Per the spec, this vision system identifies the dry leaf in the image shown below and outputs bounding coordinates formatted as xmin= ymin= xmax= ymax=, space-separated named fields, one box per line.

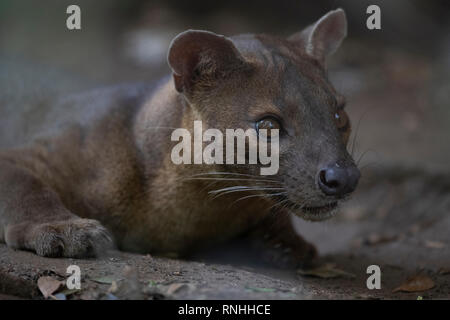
xmin=166 ymin=283 xmax=195 ymax=295
xmin=297 ymin=263 xmax=355 ymax=279
xmin=108 ymin=281 xmax=118 ymax=294
xmin=393 ymin=274 xmax=435 ymax=293
xmin=438 ymin=268 xmax=450 ymax=275
xmin=424 ymin=240 xmax=445 ymax=249
xmin=408 ymin=221 xmax=436 ymax=235
xmin=365 ymin=233 xmax=398 ymax=246
xmin=37 ymin=276 xmax=62 ymax=299
xmin=91 ymin=276 xmax=121 ymax=284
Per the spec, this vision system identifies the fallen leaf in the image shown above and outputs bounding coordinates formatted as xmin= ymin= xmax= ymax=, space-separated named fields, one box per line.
xmin=438 ymin=268 xmax=450 ymax=275
xmin=108 ymin=281 xmax=118 ymax=294
xmin=91 ymin=276 xmax=121 ymax=284
xmin=408 ymin=220 xmax=436 ymax=235
xmin=424 ymin=240 xmax=446 ymax=249
xmin=297 ymin=263 xmax=355 ymax=279
xmin=37 ymin=276 xmax=62 ymax=299
xmin=393 ymin=274 xmax=435 ymax=293
xmin=365 ymin=233 xmax=398 ymax=246
xmin=165 ymin=283 xmax=195 ymax=295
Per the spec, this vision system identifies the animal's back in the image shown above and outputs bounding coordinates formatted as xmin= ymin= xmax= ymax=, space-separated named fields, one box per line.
xmin=0 ymin=58 xmax=150 ymax=149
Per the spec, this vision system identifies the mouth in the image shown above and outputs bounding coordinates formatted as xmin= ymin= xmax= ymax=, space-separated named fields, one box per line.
xmin=276 ymin=195 xmax=339 ymax=221
xmin=300 ymin=202 xmax=338 ymax=221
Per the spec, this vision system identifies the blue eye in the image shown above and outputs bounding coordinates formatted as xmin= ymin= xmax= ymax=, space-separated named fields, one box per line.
xmin=256 ymin=117 xmax=281 ymax=138
xmin=256 ymin=118 xmax=280 ymax=130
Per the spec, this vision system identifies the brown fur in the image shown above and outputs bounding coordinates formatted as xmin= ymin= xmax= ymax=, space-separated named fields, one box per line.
xmin=0 ymin=9 xmax=357 ymax=266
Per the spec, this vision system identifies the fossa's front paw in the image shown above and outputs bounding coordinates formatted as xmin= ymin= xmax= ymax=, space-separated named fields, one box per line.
xmin=6 ymin=218 xmax=113 ymax=258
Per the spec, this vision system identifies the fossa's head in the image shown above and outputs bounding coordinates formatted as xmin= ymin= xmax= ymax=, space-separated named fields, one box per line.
xmin=167 ymin=9 xmax=360 ymax=221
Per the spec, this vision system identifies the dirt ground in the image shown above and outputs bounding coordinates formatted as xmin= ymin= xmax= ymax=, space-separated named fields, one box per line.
xmin=1 ymin=166 xmax=449 ymax=300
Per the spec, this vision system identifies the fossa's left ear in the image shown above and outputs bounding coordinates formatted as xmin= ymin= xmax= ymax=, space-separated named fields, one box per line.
xmin=288 ymin=8 xmax=347 ymax=66
xmin=167 ymin=30 xmax=248 ymax=95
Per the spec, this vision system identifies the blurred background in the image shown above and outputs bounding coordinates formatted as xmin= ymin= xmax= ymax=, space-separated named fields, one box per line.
xmin=1 ymin=0 xmax=449 ymax=169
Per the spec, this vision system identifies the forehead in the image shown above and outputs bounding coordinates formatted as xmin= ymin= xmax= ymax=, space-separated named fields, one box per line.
xmin=231 ymin=34 xmax=338 ymax=107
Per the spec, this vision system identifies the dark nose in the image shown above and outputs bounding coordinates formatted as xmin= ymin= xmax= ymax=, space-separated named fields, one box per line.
xmin=318 ymin=163 xmax=361 ymax=197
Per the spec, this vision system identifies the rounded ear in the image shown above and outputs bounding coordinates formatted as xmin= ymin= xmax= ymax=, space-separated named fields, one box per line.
xmin=288 ymin=9 xmax=347 ymax=65
xmin=167 ymin=30 xmax=247 ymax=94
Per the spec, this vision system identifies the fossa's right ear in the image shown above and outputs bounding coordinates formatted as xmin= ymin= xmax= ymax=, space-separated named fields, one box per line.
xmin=167 ymin=30 xmax=248 ymax=95
xmin=289 ymin=9 xmax=347 ymax=67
